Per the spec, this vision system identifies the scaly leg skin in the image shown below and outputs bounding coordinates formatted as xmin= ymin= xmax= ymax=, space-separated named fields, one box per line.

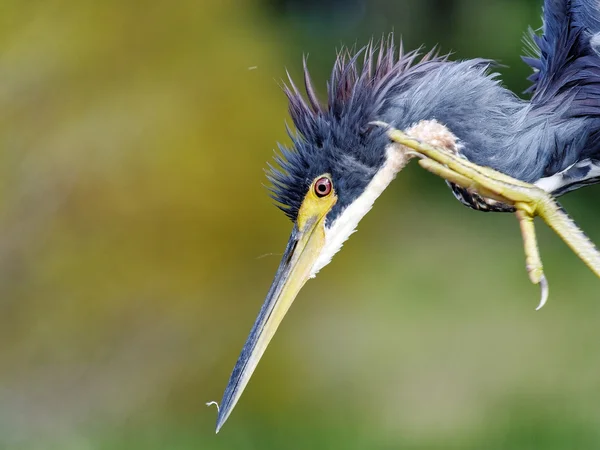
xmin=398 ymin=131 xmax=600 ymax=278
xmin=384 ymin=126 xmax=600 ymax=309
xmin=515 ymin=207 xmax=548 ymax=310
xmin=417 ymin=156 xmax=549 ymax=309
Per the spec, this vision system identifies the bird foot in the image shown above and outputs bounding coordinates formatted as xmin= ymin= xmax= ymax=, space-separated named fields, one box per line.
xmin=375 ymin=122 xmax=600 ymax=308
xmin=516 ymin=208 xmax=549 ymax=310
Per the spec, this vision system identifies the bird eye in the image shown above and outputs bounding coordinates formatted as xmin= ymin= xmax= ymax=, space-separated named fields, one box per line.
xmin=314 ymin=177 xmax=332 ymax=197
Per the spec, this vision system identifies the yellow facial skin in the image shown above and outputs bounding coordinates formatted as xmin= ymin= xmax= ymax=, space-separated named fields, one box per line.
xmin=215 ymin=175 xmax=337 ymax=432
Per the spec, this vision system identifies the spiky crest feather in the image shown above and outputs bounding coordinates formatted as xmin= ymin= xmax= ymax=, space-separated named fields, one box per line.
xmin=268 ymin=36 xmax=447 ymax=220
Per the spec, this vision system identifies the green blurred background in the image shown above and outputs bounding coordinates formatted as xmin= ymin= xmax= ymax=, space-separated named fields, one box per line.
xmin=1 ymin=0 xmax=599 ymax=448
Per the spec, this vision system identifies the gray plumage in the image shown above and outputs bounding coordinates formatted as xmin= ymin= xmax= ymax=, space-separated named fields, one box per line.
xmin=269 ymin=0 xmax=600 ymax=221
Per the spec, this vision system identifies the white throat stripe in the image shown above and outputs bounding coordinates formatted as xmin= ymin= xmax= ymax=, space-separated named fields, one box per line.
xmin=310 ymin=145 xmax=408 ymax=277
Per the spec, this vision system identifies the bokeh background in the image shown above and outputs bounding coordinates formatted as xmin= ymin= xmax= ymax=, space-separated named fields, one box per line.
xmin=1 ymin=0 xmax=599 ymax=448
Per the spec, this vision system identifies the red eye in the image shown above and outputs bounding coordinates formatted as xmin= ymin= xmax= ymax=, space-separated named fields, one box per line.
xmin=314 ymin=177 xmax=332 ymax=197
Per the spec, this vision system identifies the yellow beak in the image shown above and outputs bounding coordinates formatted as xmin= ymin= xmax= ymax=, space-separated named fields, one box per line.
xmin=215 ymin=208 xmax=329 ymax=432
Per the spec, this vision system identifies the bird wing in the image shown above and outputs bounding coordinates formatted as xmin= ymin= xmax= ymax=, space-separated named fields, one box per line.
xmin=522 ymin=0 xmax=600 ymax=118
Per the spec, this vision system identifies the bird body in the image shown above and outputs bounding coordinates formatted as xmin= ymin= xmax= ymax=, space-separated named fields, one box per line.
xmin=215 ymin=0 xmax=600 ymax=432
xmin=278 ymin=0 xmax=600 ymax=214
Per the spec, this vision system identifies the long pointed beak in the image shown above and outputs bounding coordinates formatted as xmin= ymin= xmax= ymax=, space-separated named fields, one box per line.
xmin=215 ymin=213 xmax=327 ymax=432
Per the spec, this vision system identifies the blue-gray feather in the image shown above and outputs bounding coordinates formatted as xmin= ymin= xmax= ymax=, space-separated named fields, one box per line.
xmin=269 ymin=41 xmax=446 ymax=221
xmin=269 ymin=0 xmax=600 ymax=220
xmin=520 ymin=0 xmax=600 ymax=179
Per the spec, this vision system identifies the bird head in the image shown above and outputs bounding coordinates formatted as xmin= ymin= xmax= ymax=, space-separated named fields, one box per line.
xmin=215 ymin=38 xmax=444 ymax=431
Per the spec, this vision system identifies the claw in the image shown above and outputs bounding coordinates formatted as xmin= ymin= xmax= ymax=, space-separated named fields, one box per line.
xmin=535 ymin=275 xmax=549 ymax=310
xmin=381 ymin=122 xmax=600 ymax=306
xmin=369 ymin=120 xmax=391 ymax=129
xmin=406 ymin=150 xmax=424 ymax=159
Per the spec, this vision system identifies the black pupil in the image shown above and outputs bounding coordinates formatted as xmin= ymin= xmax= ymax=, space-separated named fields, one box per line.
xmin=316 ymin=179 xmax=330 ymax=196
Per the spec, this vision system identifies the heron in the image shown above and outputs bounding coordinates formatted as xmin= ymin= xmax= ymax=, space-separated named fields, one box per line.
xmin=214 ymin=0 xmax=600 ymax=432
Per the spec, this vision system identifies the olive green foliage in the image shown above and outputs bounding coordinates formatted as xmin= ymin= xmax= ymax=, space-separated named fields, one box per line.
xmin=0 ymin=0 xmax=599 ymax=448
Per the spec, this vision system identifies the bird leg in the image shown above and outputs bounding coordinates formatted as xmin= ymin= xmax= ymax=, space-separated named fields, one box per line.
xmin=411 ymin=154 xmax=549 ymax=308
xmin=380 ymin=124 xmax=600 ymax=308
xmin=515 ymin=207 xmax=548 ymax=310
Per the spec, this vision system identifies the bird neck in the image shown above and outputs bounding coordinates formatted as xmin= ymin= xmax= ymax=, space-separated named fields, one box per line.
xmin=311 ymin=144 xmax=409 ymax=276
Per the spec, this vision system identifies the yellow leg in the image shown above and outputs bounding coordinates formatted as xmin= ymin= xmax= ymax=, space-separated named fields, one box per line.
xmin=417 ymin=158 xmax=509 ymax=204
xmin=384 ymin=126 xmax=534 ymax=189
xmin=418 ymin=156 xmax=549 ymax=307
xmin=537 ymin=198 xmax=600 ymax=278
xmin=377 ymin=123 xmax=600 ymax=308
xmin=515 ymin=207 xmax=548 ymax=310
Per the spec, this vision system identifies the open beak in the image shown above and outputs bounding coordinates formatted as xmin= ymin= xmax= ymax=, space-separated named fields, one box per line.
xmin=215 ymin=211 xmax=328 ymax=432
